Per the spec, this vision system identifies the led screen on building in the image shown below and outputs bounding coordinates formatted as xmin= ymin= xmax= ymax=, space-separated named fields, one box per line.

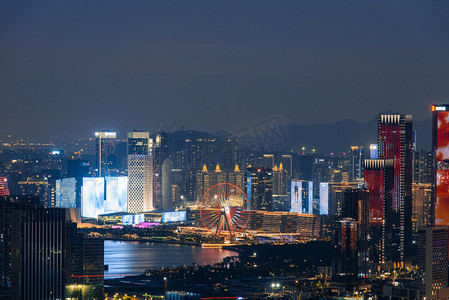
xmin=55 ymin=178 xmax=76 ymax=208
xmin=122 ymin=214 xmax=144 ymax=225
xmin=290 ymin=180 xmax=302 ymax=213
xmin=162 ymin=211 xmax=187 ymax=223
xmin=105 ymin=176 xmax=128 ymax=213
xmin=319 ymin=183 xmax=329 ymax=215
xmin=435 ymin=108 xmax=449 ymax=225
xmin=82 ymin=177 xmax=105 ymax=218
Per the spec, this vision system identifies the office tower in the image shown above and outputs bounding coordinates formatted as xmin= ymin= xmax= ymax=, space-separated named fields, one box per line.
xmin=196 ymin=164 xmax=244 ymax=202
xmin=227 ymin=164 xmax=245 ymax=190
xmin=349 ymin=146 xmax=364 ymax=181
xmin=17 ymin=176 xmax=48 ymax=206
xmin=95 ymin=131 xmax=117 ymax=177
xmin=162 ymin=158 xmax=173 ymax=210
xmin=127 ymin=131 xmax=153 ymax=213
xmin=319 ymin=182 xmax=329 ymax=215
xmin=414 ymin=150 xmax=433 ymax=184
xmin=378 ymin=114 xmax=413 ymax=263
xmin=281 ymin=155 xmax=293 ymax=177
xmin=418 ymin=226 xmax=449 ymax=300
xmin=153 ymin=132 xmax=169 ymax=209
xmin=246 ymin=167 xmax=273 ymax=211
xmin=295 ymin=154 xmax=313 ymax=181
xmin=223 ymin=138 xmax=240 ymax=171
xmin=412 ymin=183 xmax=432 ymax=230
xmin=364 ymin=159 xmax=394 ymax=264
xmin=432 ymin=105 xmax=449 ymax=226
xmin=127 ymin=131 xmax=151 ymax=155
xmin=290 ymin=179 xmax=313 ymax=214
xmin=66 ymin=231 xmax=104 ymax=300
xmin=327 ymin=182 xmax=359 ymax=216
xmin=342 ymin=188 xmax=369 ymax=278
xmin=332 ymin=218 xmax=358 ymax=286
xmin=273 ymin=164 xmax=289 ymax=196
xmin=172 ymin=185 xmax=181 ymax=208
xmin=0 ymin=196 xmax=66 ymax=299
xmin=312 ymin=156 xmax=332 ymax=196
xmin=0 ymin=177 xmax=9 ymax=195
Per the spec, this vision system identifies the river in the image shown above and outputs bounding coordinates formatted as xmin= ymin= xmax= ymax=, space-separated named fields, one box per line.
xmin=104 ymin=240 xmax=238 ymax=278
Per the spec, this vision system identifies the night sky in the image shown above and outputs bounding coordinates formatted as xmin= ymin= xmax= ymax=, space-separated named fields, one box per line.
xmin=1 ymin=1 xmax=449 ymax=138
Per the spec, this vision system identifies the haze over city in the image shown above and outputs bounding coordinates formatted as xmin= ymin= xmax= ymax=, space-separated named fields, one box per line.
xmin=1 ymin=1 xmax=449 ymax=138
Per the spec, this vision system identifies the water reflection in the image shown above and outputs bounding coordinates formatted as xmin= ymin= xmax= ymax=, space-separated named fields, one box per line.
xmin=104 ymin=241 xmax=237 ymax=278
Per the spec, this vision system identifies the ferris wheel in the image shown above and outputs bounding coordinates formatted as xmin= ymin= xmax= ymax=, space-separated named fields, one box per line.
xmin=200 ymin=183 xmax=251 ymax=240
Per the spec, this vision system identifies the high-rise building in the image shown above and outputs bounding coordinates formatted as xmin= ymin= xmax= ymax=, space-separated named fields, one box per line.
xmin=127 ymin=131 xmax=151 ymax=155
xmin=127 ymin=131 xmax=153 ymax=213
xmin=414 ymin=150 xmax=433 ymax=184
xmin=223 ymin=138 xmax=240 ymax=171
xmin=196 ymin=164 xmax=244 ymax=202
xmin=418 ymin=226 xmax=449 ymax=300
xmin=412 ymin=183 xmax=432 ymax=231
xmin=0 ymin=196 xmax=68 ymax=299
xmin=349 ymin=146 xmax=364 ymax=182
xmin=281 ymin=155 xmax=293 ymax=177
xmin=153 ymin=132 xmax=169 ymax=209
xmin=95 ymin=131 xmax=117 ymax=177
xmin=432 ymin=105 xmax=449 ymax=226
xmin=272 ymin=164 xmax=289 ymax=197
xmin=128 ymin=155 xmax=153 ymax=213
xmin=319 ymin=182 xmax=329 ymax=215
xmin=0 ymin=178 xmax=9 ymax=196
xmin=341 ymin=188 xmax=369 ymax=278
xmin=378 ymin=114 xmax=413 ymax=263
xmin=290 ymin=179 xmax=313 ymax=214
xmin=246 ymin=167 xmax=273 ymax=211
xmin=162 ymin=158 xmax=173 ymax=210
xmin=364 ymin=159 xmax=394 ymax=264
xmin=327 ymin=182 xmax=359 ymax=217
xmin=332 ymin=218 xmax=358 ymax=286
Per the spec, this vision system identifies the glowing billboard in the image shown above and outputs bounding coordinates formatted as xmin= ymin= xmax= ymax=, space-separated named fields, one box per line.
xmin=55 ymin=178 xmax=76 ymax=208
xmin=319 ymin=183 xmax=329 ymax=215
xmin=162 ymin=211 xmax=187 ymax=223
xmin=122 ymin=214 xmax=144 ymax=225
xmin=290 ymin=180 xmax=313 ymax=214
xmin=435 ymin=108 xmax=449 ymax=225
xmin=82 ymin=177 xmax=105 ymax=218
xmin=105 ymin=176 xmax=128 ymax=213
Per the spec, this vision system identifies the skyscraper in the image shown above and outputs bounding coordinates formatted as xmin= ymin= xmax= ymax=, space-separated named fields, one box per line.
xmin=127 ymin=132 xmax=153 ymax=213
xmin=364 ymin=159 xmax=394 ymax=264
xmin=95 ymin=131 xmax=117 ymax=177
xmin=341 ymin=188 xmax=369 ymax=278
xmin=153 ymin=132 xmax=169 ymax=209
xmin=431 ymin=105 xmax=449 ymax=226
xmin=246 ymin=167 xmax=273 ymax=211
xmin=162 ymin=158 xmax=173 ymax=210
xmin=290 ymin=179 xmax=313 ymax=214
xmin=377 ymin=114 xmax=413 ymax=263
xmin=418 ymin=226 xmax=449 ymax=300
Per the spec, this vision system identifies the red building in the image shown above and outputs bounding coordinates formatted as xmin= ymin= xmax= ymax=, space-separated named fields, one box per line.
xmin=432 ymin=105 xmax=449 ymax=226
xmin=0 ymin=177 xmax=9 ymax=196
xmin=377 ymin=114 xmax=413 ymax=264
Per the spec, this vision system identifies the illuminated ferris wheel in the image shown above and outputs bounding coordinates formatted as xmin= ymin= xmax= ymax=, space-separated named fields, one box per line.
xmin=200 ymin=183 xmax=251 ymax=240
